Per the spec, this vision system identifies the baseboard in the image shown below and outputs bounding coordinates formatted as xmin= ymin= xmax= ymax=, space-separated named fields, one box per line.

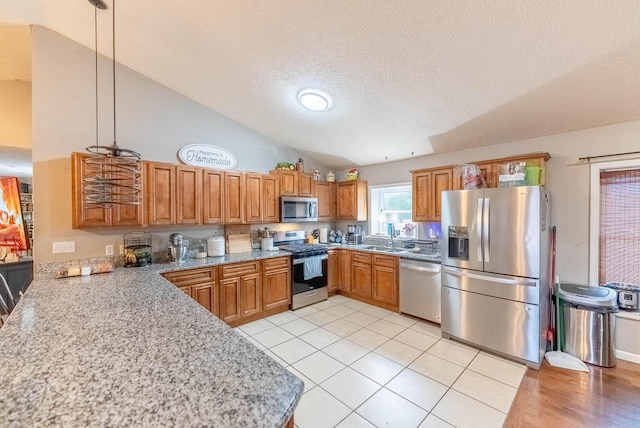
xmin=615 ymin=349 xmax=640 ymax=364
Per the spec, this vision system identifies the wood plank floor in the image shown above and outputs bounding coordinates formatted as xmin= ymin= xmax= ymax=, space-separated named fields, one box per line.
xmin=505 ymin=358 xmax=640 ymax=427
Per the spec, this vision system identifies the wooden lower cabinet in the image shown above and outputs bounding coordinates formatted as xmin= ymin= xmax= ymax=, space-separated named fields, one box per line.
xmin=327 ymin=250 xmax=339 ymax=292
xmin=335 ymin=250 xmax=399 ymax=311
xmin=350 ymin=251 xmax=372 ymax=299
xmin=338 ymin=249 xmax=351 ymax=293
xmin=372 ymin=255 xmax=398 ymax=305
xmin=162 ymin=267 xmax=217 ymax=316
xmin=219 ymin=277 xmax=242 ymax=323
xmin=263 ymin=257 xmax=291 ymax=311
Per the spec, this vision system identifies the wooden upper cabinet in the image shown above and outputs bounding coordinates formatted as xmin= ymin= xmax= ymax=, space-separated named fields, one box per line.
xmin=245 ymin=173 xmax=264 ymax=223
xmin=263 ymin=174 xmax=280 ymax=223
xmin=224 ymin=171 xmax=245 ymax=224
xmin=203 ymin=169 xmax=225 ymax=224
xmin=315 ymin=181 xmax=335 ymax=221
xmin=412 ymin=167 xmax=453 ymax=222
xmin=146 ymin=161 xmax=176 ymax=226
xmin=298 ymin=173 xmax=315 ymax=197
xmin=337 ymin=180 xmax=368 ymax=221
xmin=71 ymin=152 xmax=112 ymax=228
xmin=271 ymin=169 xmax=298 ymax=196
xmin=432 ymin=168 xmax=453 ymax=222
xmin=412 ymin=170 xmax=432 ymax=223
xmin=176 ymin=165 xmax=202 ymax=225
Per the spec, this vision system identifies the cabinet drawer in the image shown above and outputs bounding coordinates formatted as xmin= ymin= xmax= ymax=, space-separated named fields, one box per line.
xmin=220 ymin=261 xmax=260 ymax=279
xmin=263 ymin=256 xmax=291 ymax=272
xmin=373 ymin=254 xmax=398 ymax=268
xmin=162 ymin=267 xmax=215 ymax=286
xmin=351 ymin=251 xmax=372 ymax=264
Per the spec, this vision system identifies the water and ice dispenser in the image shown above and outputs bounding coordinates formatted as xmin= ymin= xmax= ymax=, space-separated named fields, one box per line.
xmin=447 ymin=226 xmax=469 ymax=260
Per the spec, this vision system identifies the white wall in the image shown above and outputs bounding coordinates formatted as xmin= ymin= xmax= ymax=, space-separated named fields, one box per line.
xmin=0 ymin=80 xmax=31 ymax=149
xmin=338 ymin=120 xmax=640 ymax=285
xmin=31 ymin=26 xmax=327 ymax=265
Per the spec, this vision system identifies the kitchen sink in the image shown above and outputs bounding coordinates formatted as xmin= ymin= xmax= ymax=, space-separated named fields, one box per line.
xmin=361 ymin=245 xmax=406 ymax=253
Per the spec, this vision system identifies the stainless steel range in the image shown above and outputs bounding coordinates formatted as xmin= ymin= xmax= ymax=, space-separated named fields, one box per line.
xmin=274 ymin=230 xmax=328 ymax=310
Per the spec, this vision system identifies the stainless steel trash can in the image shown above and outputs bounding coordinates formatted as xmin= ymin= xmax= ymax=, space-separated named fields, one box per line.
xmin=559 ymin=283 xmax=618 ymax=367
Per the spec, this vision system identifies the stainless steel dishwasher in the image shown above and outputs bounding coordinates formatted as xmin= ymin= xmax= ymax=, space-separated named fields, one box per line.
xmin=399 ymin=259 xmax=442 ymax=323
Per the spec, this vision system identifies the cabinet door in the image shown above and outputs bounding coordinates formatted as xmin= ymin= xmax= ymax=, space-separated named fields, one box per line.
xmin=71 ymin=153 xmax=112 ymax=228
xmin=298 ymin=173 xmax=315 ymax=197
xmin=224 ymin=171 xmax=245 ymax=223
xmin=373 ymin=265 xmax=398 ymax=305
xmin=193 ymin=283 xmax=216 ymax=314
xmin=263 ymin=268 xmax=290 ymax=310
xmin=146 ymin=162 xmax=176 ymax=225
xmin=432 ymin=168 xmax=453 ymax=222
xmin=203 ymin=169 xmax=225 ymax=224
xmin=219 ymin=277 xmax=242 ymax=323
xmin=351 ymin=263 xmax=372 ymax=298
xmin=112 ymin=201 xmax=144 ymax=227
xmin=245 ymin=173 xmax=264 ymax=223
xmin=263 ymin=174 xmax=280 ymax=223
xmin=328 ymin=250 xmax=339 ymax=292
xmin=316 ymin=181 xmax=335 ymax=221
xmin=338 ymin=250 xmax=351 ymax=292
xmin=412 ymin=171 xmax=432 ymax=222
xmin=176 ymin=166 xmax=202 ymax=225
xmin=277 ymin=170 xmax=298 ymax=196
xmin=241 ymin=273 xmax=262 ymax=317
xmin=337 ymin=181 xmax=367 ymax=221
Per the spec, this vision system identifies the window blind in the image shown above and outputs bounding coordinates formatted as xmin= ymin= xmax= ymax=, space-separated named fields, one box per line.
xmin=598 ymin=168 xmax=640 ymax=284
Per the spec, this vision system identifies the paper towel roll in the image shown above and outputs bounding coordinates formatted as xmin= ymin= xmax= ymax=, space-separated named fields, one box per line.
xmin=320 ymin=227 xmax=328 ymax=244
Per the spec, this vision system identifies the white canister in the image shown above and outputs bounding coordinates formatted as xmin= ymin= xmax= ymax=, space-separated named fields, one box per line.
xmin=261 ymin=237 xmax=274 ymax=251
xmin=319 ymin=227 xmax=328 ymax=244
xmin=207 ymin=236 xmax=225 ymax=257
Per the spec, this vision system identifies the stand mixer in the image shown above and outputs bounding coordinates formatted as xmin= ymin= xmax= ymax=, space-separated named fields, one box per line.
xmin=168 ymin=233 xmax=188 ymax=262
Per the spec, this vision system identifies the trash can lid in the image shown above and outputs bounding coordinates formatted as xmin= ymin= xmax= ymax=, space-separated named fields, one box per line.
xmin=559 ymin=283 xmax=618 ymax=308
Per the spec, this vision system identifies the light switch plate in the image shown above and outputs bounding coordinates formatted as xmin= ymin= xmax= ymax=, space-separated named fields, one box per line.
xmin=105 ymin=244 xmax=114 ymax=256
xmin=52 ymin=241 xmax=75 ymax=254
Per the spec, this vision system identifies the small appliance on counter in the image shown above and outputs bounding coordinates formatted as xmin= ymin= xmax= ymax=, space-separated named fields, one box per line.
xmin=604 ymin=282 xmax=640 ymax=311
xmin=168 ymin=233 xmax=188 ymax=263
xmin=345 ymin=225 xmax=363 ymax=245
xmin=123 ymin=232 xmax=152 ymax=267
xmin=207 ymin=236 xmax=225 ymax=257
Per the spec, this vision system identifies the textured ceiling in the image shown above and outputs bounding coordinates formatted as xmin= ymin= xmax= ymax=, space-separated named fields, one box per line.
xmin=3 ymin=1 xmax=640 ymax=168
xmin=0 ymin=25 xmax=31 ymax=81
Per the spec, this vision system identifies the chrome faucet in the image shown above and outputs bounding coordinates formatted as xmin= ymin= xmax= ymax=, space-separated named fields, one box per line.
xmin=390 ymin=224 xmax=396 ymax=247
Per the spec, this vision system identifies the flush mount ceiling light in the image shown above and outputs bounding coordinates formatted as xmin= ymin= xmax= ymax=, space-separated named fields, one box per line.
xmin=297 ymin=89 xmax=332 ymax=111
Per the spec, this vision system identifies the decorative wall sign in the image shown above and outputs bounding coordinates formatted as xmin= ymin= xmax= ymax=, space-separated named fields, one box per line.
xmin=178 ymin=144 xmax=237 ymax=170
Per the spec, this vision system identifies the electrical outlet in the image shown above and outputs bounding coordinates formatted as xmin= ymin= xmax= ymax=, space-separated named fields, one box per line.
xmin=52 ymin=241 xmax=75 ymax=254
xmin=105 ymin=244 xmax=114 ymax=256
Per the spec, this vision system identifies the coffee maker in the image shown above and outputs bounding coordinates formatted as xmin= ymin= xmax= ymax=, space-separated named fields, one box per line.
xmin=345 ymin=225 xmax=363 ymax=245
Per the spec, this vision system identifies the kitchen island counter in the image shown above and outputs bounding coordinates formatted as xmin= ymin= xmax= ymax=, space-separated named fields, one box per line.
xmin=0 ymin=253 xmax=302 ymax=427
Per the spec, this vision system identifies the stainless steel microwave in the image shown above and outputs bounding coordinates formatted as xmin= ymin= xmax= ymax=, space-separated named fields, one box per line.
xmin=280 ymin=196 xmax=318 ymax=223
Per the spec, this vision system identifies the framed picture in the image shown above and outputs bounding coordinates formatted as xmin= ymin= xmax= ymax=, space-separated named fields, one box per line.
xmin=0 ymin=177 xmax=30 ymax=252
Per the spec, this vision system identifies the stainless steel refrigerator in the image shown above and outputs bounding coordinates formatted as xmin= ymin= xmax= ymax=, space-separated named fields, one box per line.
xmin=440 ymin=186 xmax=550 ymax=369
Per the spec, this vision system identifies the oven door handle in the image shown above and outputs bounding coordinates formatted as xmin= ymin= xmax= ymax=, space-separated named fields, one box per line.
xmin=292 ymin=254 xmax=328 ymax=265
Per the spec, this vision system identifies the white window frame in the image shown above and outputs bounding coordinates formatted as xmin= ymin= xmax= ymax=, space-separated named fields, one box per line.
xmin=588 ymin=159 xmax=640 ymax=284
xmin=369 ymin=183 xmax=414 ymax=238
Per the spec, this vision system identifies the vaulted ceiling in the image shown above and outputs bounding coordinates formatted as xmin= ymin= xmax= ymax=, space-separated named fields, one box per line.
xmin=2 ymin=1 xmax=640 ymax=168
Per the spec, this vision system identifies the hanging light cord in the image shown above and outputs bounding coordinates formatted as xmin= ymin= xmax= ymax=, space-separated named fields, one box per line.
xmin=94 ymin=5 xmax=99 ymax=147
xmin=112 ymin=0 xmax=117 ymax=146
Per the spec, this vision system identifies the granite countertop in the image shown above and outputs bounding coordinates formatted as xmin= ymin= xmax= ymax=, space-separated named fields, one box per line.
xmin=0 ymin=249 xmax=303 ymax=427
xmin=327 ymin=243 xmax=441 ymax=264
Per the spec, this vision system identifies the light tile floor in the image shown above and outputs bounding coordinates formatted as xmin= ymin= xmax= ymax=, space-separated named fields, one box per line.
xmin=235 ymin=296 xmax=527 ymax=428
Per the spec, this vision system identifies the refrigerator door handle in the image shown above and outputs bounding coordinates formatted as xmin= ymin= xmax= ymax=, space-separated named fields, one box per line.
xmin=477 ymin=198 xmax=483 ymax=262
xmin=484 ymin=197 xmax=490 ymax=263
xmin=442 ymin=266 xmax=538 ymax=287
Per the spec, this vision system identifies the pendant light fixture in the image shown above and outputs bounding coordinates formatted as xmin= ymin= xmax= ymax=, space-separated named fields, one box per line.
xmin=83 ymin=0 xmax=142 ymax=207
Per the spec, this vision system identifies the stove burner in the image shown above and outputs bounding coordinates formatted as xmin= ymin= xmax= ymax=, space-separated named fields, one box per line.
xmin=278 ymin=243 xmax=328 ymax=259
